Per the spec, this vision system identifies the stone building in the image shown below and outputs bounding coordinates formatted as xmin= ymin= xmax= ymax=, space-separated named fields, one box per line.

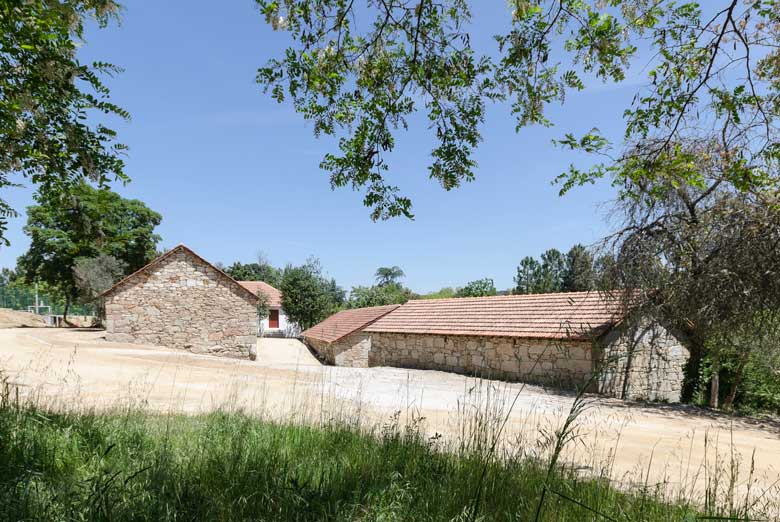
xmin=303 ymin=292 xmax=689 ymax=402
xmin=301 ymin=304 xmax=400 ymax=366
xmin=101 ymin=245 xmax=261 ymax=359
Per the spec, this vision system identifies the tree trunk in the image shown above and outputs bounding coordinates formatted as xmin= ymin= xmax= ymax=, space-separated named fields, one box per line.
xmin=681 ymin=336 xmax=705 ymax=403
xmin=709 ymin=358 xmax=720 ymax=409
xmin=723 ymin=354 xmax=749 ymax=411
xmin=62 ymin=298 xmax=70 ymax=327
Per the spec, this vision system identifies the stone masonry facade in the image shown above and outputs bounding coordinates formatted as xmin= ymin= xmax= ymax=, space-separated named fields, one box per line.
xmin=307 ymin=332 xmax=373 ymax=368
xmin=310 ymin=326 xmax=688 ymax=402
xmin=368 ymin=333 xmax=594 ymax=388
xmin=104 ymin=248 xmax=258 ymax=359
xmin=597 ymin=323 xmax=689 ymax=402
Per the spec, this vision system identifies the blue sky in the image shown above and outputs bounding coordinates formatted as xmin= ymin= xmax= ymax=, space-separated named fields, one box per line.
xmin=0 ymin=1 xmax=641 ymax=293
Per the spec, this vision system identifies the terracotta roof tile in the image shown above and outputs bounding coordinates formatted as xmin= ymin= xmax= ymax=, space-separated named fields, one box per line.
xmin=238 ymin=281 xmax=282 ymax=308
xmin=364 ymin=291 xmax=634 ymax=340
xmin=301 ymin=304 xmax=401 ymax=344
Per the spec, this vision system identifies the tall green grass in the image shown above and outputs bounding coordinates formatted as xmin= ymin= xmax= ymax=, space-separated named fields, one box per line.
xmin=0 ymin=394 xmax=765 ymax=522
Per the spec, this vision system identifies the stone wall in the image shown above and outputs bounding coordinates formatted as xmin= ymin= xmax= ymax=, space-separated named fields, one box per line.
xmin=104 ymin=249 xmax=258 ymax=358
xmin=368 ymin=332 xmax=595 ymax=388
xmin=367 ymin=325 xmax=687 ymax=402
xmin=597 ymin=323 xmax=689 ymax=402
xmin=306 ymin=333 xmax=372 ymax=368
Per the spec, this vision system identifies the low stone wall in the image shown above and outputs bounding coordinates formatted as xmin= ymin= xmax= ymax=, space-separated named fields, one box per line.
xmin=597 ymin=324 xmax=689 ymax=402
xmin=305 ymin=322 xmax=689 ymax=402
xmin=305 ymin=333 xmax=372 ymax=367
xmin=105 ymin=249 xmax=258 ymax=358
xmin=367 ymin=327 xmax=688 ymax=402
xmin=368 ymin=332 xmax=594 ymax=389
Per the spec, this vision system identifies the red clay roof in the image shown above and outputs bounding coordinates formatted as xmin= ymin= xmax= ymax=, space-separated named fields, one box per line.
xmin=238 ymin=281 xmax=282 ymax=308
xmin=301 ymin=304 xmax=401 ymax=344
xmin=98 ymin=244 xmax=260 ymax=304
xmin=364 ymin=291 xmax=633 ymax=340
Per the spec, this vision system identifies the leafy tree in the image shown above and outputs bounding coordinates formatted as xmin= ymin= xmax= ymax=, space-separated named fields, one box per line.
xmin=375 ymin=266 xmax=405 ymax=286
xmin=256 ymin=1 xmax=780 ymax=219
xmin=279 ymin=258 xmax=344 ymax=330
xmin=593 ymin=254 xmax=618 ymax=291
xmin=1 ymin=0 xmax=129 ymax=245
xmin=17 ymin=183 xmax=162 ymax=321
xmin=562 ymin=244 xmax=595 ymax=292
xmin=325 ymin=277 xmax=347 ymax=308
xmin=605 ymin=143 xmax=780 ymax=404
xmin=514 ymin=256 xmax=541 ymax=295
xmin=456 ymin=278 xmax=497 ymax=298
xmin=0 ymin=267 xmax=20 ymax=286
xmin=73 ymin=255 xmax=126 ymax=302
xmin=73 ymin=254 xmax=127 ymax=323
xmin=347 ymin=283 xmax=412 ymax=308
xmin=420 ymin=287 xmax=456 ymax=299
xmin=538 ymin=249 xmax=566 ymax=293
xmin=224 ymin=254 xmax=282 ymax=287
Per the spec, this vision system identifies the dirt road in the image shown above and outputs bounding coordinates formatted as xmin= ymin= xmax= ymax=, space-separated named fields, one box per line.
xmin=1 ymin=327 xmax=778 ymax=506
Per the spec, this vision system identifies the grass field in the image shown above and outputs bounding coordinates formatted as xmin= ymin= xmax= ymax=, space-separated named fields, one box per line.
xmin=1 ymin=379 xmax=774 ymax=522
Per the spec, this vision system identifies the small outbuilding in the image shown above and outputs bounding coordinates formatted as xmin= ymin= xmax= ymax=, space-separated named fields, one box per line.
xmin=101 ymin=245 xmax=261 ymax=359
xmin=301 ymin=304 xmax=400 ymax=367
xmin=303 ymin=292 xmax=689 ymax=402
xmin=237 ymin=281 xmax=295 ymax=337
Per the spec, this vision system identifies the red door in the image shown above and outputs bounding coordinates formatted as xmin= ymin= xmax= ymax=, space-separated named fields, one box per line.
xmin=268 ymin=309 xmax=279 ymax=329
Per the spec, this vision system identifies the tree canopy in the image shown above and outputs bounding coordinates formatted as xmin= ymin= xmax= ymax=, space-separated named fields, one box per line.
xmin=514 ymin=246 xmax=598 ymax=294
xmin=279 ymin=258 xmax=345 ymax=329
xmin=17 ymin=183 xmax=161 ymax=319
xmin=455 ymin=278 xmax=497 ymax=298
xmin=1 ymin=1 xmax=128 ymax=245
xmin=347 ymin=282 xmax=413 ymax=308
xmin=604 ymin=143 xmax=780 ymax=403
xmin=256 ymin=0 xmax=780 ymax=219
xmin=224 ymin=255 xmax=282 ymax=288
xmin=375 ymin=266 xmax=405 ymax=286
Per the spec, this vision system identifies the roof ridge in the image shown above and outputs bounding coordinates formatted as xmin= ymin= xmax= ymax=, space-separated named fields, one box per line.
xmin=406 ymin=290 xmax=626 ymax=304
xmin=99 ymin=244 xmax=260 ymax=303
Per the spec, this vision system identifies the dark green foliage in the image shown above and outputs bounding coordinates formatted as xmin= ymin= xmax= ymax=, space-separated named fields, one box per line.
xmin=73 ymin=254 xmax=127 ymax=302
xmin=0 ymin=0 xmax=129 ymax=244
xmin=562 ymin=244 xmax=595 ymax=292
xmin=538 ymin=249 xmax=566 ymax=293
xmin=513 ymin=249 xmax=566 ymax=294
xmin=456 ymin=278 xmax=497 ymax=298
xmin=256 ymin=1 xmax=780 ymax=218
xmin=0 ymin=403 xmax=716 ymax=522
xmin=347 ymin=283 xmax=413 ymax=308
xmin=375 ymin=266 xmax=405 ymax=287
xmin=17 ymin=183 xmax=162 ymax=318
xmin=514 ymin=256 xmax=541 ymax=295
xmin=223 ymin=259 xmax=282 ymax=288
xmin=0 ymin=267 xmax=19 ymax=286
xmin=280 ymin=258 xmax=345 ymax=330
xmin=515 ymin=246 xmax=599 ymax=295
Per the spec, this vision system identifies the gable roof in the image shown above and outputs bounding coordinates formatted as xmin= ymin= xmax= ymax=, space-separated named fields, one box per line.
xmin=301 ymin=304 xmax=401 ymax=344
xmin=364 ymin=291 xmax=634 ymax=341
xmin=238 ymin=281 xmax=282 ymax=308
xmin=98 ymin=244 xmax=260 ymax=304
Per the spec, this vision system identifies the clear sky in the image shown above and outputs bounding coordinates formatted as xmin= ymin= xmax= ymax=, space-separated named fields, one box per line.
xmin=0 ymin=1 xmax=641 ymax=293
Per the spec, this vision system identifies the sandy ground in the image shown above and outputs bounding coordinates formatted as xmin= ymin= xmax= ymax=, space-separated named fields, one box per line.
xmin=1 ymin=327 xmax=779 ymax=508
xmin=0 ymin=308 xmax=47 ymax=328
